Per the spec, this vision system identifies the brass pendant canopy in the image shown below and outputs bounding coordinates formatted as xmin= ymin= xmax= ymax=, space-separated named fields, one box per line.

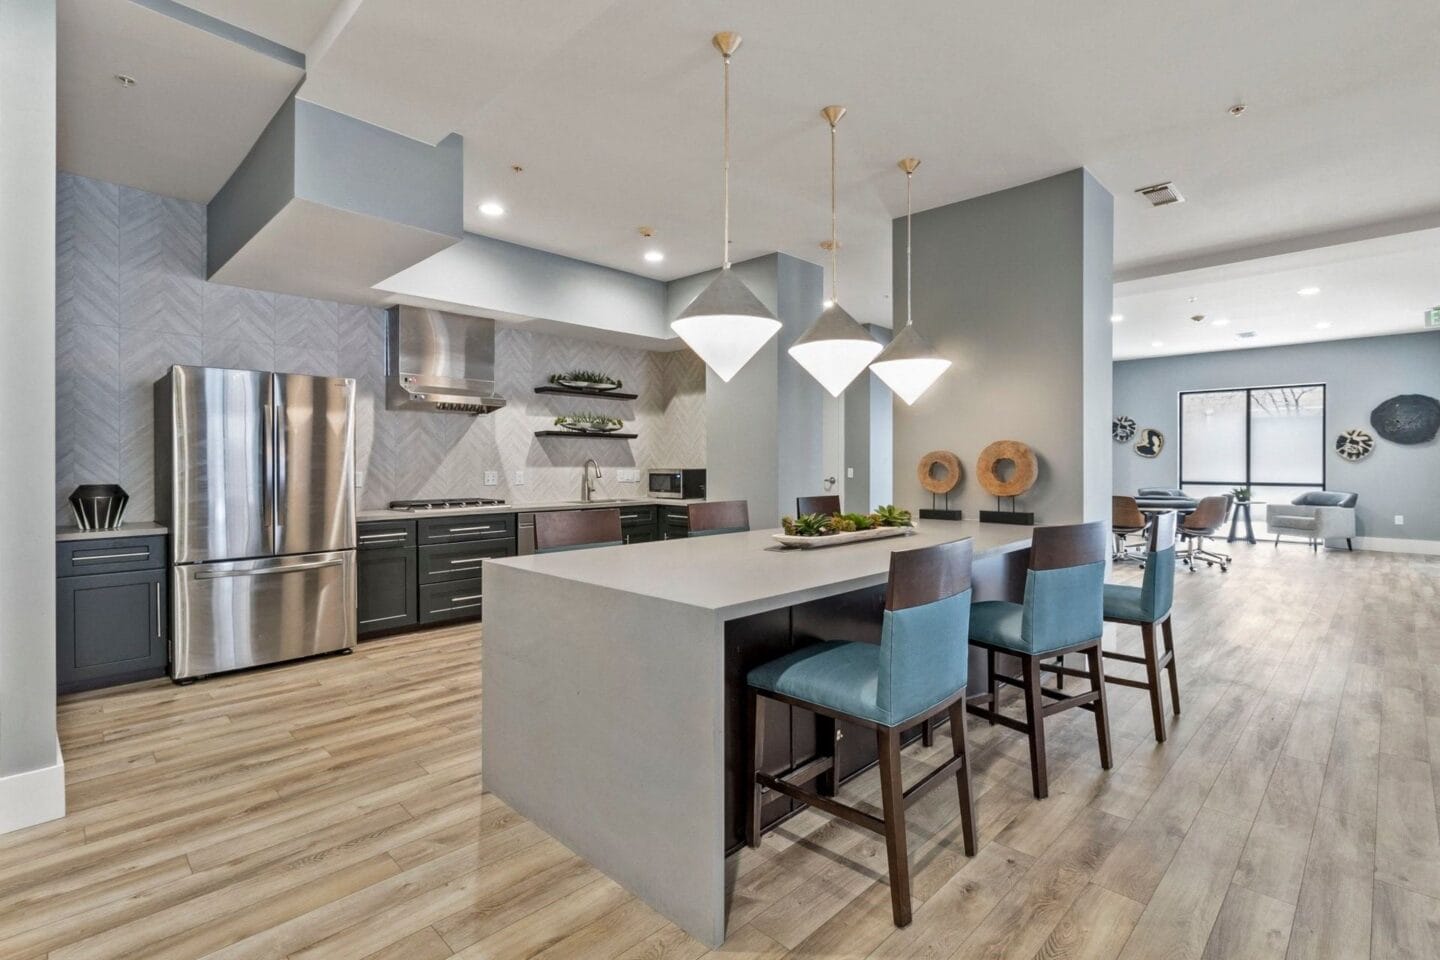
xmin=671 ymin=31 xmax=780 ymax=382
xmin=788 ymin=104 xmax=882 ymax=397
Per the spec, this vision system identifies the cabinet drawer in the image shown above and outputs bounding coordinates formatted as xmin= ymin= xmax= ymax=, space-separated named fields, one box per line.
xmin=619 ymin=506 xmax=656 ymax=527
xmin=417 ymin=513 xmax=516 ymax=545
xmin=419 ymin=578 xmax=484 ymax=625
xmin=418 ymin=540 xmax=513 ymax=584
xmin=357 ymin=520 xmax=416 ymax=551
xmin=661 ymin=506 xmax=690 ymax=525
xmin=57 ymin=536 xmax=166 ymax=578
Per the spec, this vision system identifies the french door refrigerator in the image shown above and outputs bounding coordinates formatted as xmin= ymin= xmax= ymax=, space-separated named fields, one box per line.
xmin=155 ymin=366 xmax=357 ymax=680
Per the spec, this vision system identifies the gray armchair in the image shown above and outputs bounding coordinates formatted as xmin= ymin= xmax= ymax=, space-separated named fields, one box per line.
xmin=1266 ymin=492 xmax=1358 ymax=551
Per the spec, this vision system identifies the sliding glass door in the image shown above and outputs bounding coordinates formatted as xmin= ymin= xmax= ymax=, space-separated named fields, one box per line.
xmin=1179 ymin=384 xmax=1326 ymax=507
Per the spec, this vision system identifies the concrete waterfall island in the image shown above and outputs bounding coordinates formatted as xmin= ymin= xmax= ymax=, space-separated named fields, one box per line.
xmin=481 ymin=519 xmax=1033 ymax=945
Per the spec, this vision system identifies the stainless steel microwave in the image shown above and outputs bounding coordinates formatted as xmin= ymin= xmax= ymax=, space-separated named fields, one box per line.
xmin=647 ymin=468 xmax=705 ymax=500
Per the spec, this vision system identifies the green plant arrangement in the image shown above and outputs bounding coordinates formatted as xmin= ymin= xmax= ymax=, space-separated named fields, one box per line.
xmin=779 ymin=506 xmax=913 ymax=538
xmin=1230 ymin=486 xmax=1252 ymax=503
xmin=553 ymin=413 xmax=625 ymax=433
xmin=550 ymin=370 xmax=623 ymax=390
xmin=781 ymin=513 xmax=832 ymax=537
xmin=871 ymin=504 xmax=913 ymax=527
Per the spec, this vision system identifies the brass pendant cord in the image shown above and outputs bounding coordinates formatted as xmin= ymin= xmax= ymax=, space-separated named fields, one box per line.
xmin=905 ymin=168 xmax=912 ymax=328
xmin=829 ymin=116 xmax=838 ymax=303
xmin=721 ymin=50 xmax=732 ymax=270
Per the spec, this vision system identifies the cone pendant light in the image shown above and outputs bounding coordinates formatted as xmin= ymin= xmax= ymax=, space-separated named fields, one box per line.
xmin=870 ymin=158 xmax=951 ymax=404
xmin=672 ymin=32 xmax=780 ymax=382
xmin=789 ymin=106 xmax=883 ymax=397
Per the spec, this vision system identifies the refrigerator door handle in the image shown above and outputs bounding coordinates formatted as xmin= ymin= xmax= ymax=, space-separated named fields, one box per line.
xmin=193 ymin=558 xmax=345 ymax=580
xmin=263 ymin=394 xmax=278 ymax=555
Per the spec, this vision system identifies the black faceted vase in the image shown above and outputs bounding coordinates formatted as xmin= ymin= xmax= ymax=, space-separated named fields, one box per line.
xmin=69 ymin=484 xmax=130 ymax=531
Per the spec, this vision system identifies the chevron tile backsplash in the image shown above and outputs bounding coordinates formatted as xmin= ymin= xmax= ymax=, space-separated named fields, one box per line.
xmin=55 ymin=173 xmax=705 ymax=524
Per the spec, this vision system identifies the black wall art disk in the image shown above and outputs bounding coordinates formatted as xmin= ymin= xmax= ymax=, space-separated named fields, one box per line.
xmin=1369 ymin=394 xmax=1440 ymax=445
xmin=1134 ymin=428 xmax=1165 ymax=458
xmin=1334 ymin=429 xmax=1375 ymax=462
xmin=1112 ymin=415 xmax=1136 ymax=443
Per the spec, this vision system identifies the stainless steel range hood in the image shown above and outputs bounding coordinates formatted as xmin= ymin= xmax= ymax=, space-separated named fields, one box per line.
xmin=386 ymin=306 xmax=506 ymax=415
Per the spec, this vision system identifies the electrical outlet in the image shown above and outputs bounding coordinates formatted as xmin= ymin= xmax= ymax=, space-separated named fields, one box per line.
xmin=617 ymin=468 xmax=638 ymax=483
xmin=354 ymin=469 xmax=365 ymax=488
xmin=1395 ymin=515 xmax=1404 ymax=525
xmin=513 ymin=470 xmax=525 ymax=486
xmin=484 ymin=471 xmax=498 ymax=486
xmin=846 ymin=467 xmax=854 ymax=479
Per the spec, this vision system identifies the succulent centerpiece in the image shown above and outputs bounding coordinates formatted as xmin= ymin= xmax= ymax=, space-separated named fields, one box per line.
xmin=777 ymin=505 xmax=914 ymax=548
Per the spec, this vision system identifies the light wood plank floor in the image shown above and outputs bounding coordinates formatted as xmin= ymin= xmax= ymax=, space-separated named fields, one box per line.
xmin=3 ymin=543 xmax=1438 ymax=959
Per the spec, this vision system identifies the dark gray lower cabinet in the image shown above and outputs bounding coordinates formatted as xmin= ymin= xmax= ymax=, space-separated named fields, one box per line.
xmin=357 ymin=546 xmax=418 ymax=636
xmin=660 ymin=505 xmax=690 ymax=540
xmin=419 ymin=578 xmax=485 ymax=624
xmin=620 ymin=505 xmax=658 ymax=544
xmin=56 ymin=540 xmax=168 ymax=694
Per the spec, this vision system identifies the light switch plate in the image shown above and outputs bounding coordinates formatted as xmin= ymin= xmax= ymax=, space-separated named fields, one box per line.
xmin=618 ymin=468 xmax=639 ymax=483
xmin=846 ymin=467 xmax=854 ymax=479
xmin=514 ymin=470 xmax=525 ymax=486
xmin=354 ymin=469 xmax=365 ymax=488
xmin=484 ymin=471 xmax=498 ymax=486
xmin=1395 ymin=515 xmax=1404 ymax=525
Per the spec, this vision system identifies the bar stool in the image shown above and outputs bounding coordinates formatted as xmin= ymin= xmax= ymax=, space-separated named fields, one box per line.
xmin=534 ymin=508 xmax=623 ymax=553
xmin=1102 ymin=511 xmax=1181 ymax=742
xmin=687 ymin=499 xmax=749 ymax=536
xmin=966 ymin=521 xmax=1111 ymax=800
xmin=745 ymin=538 xmax=977 ymax=928
xmin=796 ymin=494 xmax=840 ymax=517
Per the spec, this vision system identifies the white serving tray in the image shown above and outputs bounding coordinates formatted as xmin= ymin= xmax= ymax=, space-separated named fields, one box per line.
xmin=772 ymin=524 xmax=916 ymax=549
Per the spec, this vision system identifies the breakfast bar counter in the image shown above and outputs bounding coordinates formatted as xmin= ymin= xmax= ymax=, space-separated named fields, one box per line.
xmin=481 ymin=519 xmax=1033 ymax=946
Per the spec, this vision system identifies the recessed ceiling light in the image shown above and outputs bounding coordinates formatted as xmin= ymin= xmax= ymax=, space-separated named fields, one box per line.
xmin=478 ymin=201 xmax=505 ymax=217
xmin=1314 ymin=321 xmax=1332 ymax=330
xmin=1297 ymin=286 xmax=1320 ymax=296
xmin=114 ymin=74 xmax=136 ymax=87
xmin=1151 ymin=340 xmax=1164 ymax=348
xmin=1211 ymin=317 xmax=1230 ymax=327
xmin=643 ymin=250 xmax=664 ymax=263
xmin=1110 ymin=313 xmax=1124 ymax=323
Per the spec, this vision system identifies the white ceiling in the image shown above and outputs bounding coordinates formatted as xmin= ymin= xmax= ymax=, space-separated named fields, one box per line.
xmin=57 ymin=0 xmax=304 ymax=201
xmin=164 ymin=0 xmax=340 ymax=52
xmin=1113 ymin=228 xmax=1440 ymax=360
xmin=58 ymin=0 xmax=1440 ymax=334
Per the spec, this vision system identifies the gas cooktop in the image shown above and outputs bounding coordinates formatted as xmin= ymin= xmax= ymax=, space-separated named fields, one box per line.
xmin=388 ymin=497 xmax=507 ymax=512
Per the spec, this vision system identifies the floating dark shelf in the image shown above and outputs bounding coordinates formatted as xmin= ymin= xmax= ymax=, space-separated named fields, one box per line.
xmin=534 ymin=430 xmax=639 ymax=439
xmin=534 ymin=386 xmax=639 ymax=401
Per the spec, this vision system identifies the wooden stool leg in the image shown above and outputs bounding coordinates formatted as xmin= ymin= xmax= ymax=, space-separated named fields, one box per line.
xmin=986 ymin=649 xmax=998 ymax=725
xmin=1055 ymin=655 xmax=1065 ymax=690
xmin=1162 ymin=617 xmax=1180 ymax=715
xmin=876 ymin=727 xmax=913 ymax=927
xmin=816 ymin=714 xmax=837 ymax=797
xmin=948 ymin=698 xmax=977 ymax=857
xmin=1140 ymin=623 xmax=1167 ymax=743
xmin=746 ymin=689 xmax=764 ymax=848
xmin=1021 ymin=655 xmax=1048 ymax=799
xmin=1088 ymin=644 xmax=1114 ymax=769
xmin=922 ymin=717 xmax=935 ymax=748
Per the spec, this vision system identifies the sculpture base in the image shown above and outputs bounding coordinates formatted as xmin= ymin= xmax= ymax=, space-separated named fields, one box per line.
xmin=980 ymin=510 xmax=1035 ymax=526
xmin=918 ymin=509 xmax=963 ymax=521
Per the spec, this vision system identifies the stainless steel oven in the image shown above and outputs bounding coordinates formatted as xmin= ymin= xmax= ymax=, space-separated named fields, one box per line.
xmin=647 ymin=468 xmax=705 ymax=500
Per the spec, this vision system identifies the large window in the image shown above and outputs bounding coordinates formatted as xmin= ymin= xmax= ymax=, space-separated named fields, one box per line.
xmin=1179 ymin=384 xmax=1326 ymax=503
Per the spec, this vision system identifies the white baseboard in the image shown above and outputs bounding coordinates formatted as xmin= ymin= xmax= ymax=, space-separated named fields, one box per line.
xmin=1351 ymin=536 xmax=1440 ymax=556
xmin=0 ymin=740 xmax=65 ymax=835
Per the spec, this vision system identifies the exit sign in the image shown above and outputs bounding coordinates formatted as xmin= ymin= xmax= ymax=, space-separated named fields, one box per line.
xmin=1428 ymin=306 xmax=1440 ymax=328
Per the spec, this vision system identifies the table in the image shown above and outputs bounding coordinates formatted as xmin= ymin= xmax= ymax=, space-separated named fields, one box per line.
xmin=1227 ymin=500 xmax=1265 ymax=543
xmin=481 ymin=520 xmax=1033 ymax=946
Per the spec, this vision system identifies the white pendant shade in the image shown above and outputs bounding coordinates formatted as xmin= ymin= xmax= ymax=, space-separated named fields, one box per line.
xmin=788 ymin=301 xmax=882 ymax=396
xmin=869 ymin=323 xmax=951 ymax=405
xmin=672 ymin=268 xmax=781 ymax=382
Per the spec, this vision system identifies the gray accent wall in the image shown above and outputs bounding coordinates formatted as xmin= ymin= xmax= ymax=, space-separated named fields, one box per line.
xmin=1114 ymin=332 xmax=1440 ymax=541
xmin=891 ymin=169 xmax=1114 ymax=524
xmin=56 ymin=173 xmax=705 ymax=523
xmin=844 ymin=325 xmax=894 ymax=512
xmin=1 ymin=0 xmax=59 ymax=802
xmin=667 ymin=255 xmax=825 ymax=528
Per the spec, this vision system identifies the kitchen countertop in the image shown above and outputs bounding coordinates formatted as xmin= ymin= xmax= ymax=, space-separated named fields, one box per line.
xmin=56 ymin=523 xmax=169 ymax=542
xmin=356 ymin=497 xmax=703 ymax=522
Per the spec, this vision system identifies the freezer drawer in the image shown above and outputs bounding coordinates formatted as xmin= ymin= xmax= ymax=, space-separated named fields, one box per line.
xmin=172 ymin=550 xmax=355 ymax=680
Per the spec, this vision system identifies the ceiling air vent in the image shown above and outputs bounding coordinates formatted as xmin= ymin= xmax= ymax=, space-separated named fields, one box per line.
xmin=1135 ymin=182 xmax=1184 ymax=206
xmin=1236 ymin=331 xmax=1258 ymax=340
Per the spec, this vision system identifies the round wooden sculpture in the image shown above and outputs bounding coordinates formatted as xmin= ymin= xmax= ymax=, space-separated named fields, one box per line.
xmin=976 ymin=440 xmax=1038 ymax=498
xmin=917 ymin=450 xmax=962 ymax=494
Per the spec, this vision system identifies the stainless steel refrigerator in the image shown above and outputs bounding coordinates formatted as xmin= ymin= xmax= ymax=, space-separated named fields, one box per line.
xmin=155 ymin=366 xmax=357 ymax=680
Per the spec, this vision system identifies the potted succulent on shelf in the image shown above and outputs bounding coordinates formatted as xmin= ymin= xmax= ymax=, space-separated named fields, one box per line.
xmin=549 ymin=370 xmax=623 ymax=392
xmin=554 ymin=413 xmax=625 ymax=433
xmin=1230 ymin=486 xmax=1252 ymax=503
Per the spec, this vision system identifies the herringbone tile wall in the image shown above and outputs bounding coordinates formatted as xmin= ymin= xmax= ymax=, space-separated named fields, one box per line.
xmin=55 ymin=173 xmax=705 ymax=524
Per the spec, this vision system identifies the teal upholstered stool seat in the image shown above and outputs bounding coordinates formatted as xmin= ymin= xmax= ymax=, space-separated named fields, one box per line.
xmin=748 ymin=641 xmax=885 ymax=725
xmin=1100 ymin=512 xmax=1182 ymax=742
xmin=744 ymin=538 xmax=978 ymax=929
xmin=967 ymin=601 xmax=1025 ymax=652
xmin=1101 ymin=584 xmax=1147 ymax=623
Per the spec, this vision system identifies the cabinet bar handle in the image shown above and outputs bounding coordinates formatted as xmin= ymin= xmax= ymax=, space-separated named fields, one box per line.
xmin=447 ymin=525 xmax=504 ymax=533
xmin=75 ymin=551 xmax=150 ymax=562
xmin=450 ymin=593 xmax=483 ymax=603
xmin=359 ymin=532 xmax=408 ymax=541
xmin=154 ymin=582 xmax=162 ymax=640
xmin=447 ymin=557 xmax=487 ymax=565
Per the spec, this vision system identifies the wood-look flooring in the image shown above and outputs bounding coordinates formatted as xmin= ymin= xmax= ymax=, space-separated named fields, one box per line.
xmin=2 ymin=543 xmax=1438 ymax=958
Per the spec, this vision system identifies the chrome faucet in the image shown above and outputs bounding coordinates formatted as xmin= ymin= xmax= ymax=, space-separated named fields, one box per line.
xmin=581 ymin=458 xmax=602 ymax=502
